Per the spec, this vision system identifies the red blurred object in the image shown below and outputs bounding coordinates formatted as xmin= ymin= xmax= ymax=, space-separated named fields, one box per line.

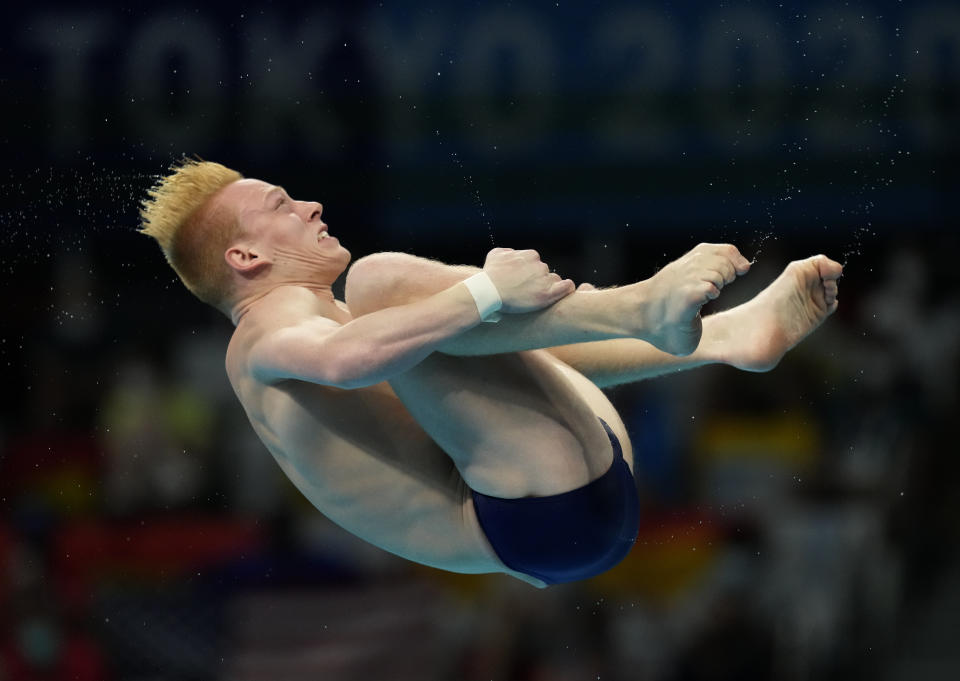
xmin=0 ymin=430 xmax=101 ymax=514
xmin=0 ymin=633 xmax=109 ymax=681
xmin=52 ymin=515 xmax=265 ymax=603
xmin=0 ymin=522 xmax=11 ymax=611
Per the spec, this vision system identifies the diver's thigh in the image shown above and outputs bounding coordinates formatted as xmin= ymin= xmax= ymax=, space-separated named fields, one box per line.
xmin=545 ymin=354 xmax=634 ymax=473
xmin=388 ymin=350 xmax=618 ymax=498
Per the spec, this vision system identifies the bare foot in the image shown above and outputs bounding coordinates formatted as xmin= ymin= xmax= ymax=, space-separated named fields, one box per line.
xmin=714 ymin=255 xmax=842 ymax=372
xmin=634 ymin=243 xmax=752 ymax=355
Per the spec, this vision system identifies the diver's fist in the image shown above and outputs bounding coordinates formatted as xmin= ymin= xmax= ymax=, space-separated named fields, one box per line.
xmin=482 ymin=247 xmax=575 ymax=314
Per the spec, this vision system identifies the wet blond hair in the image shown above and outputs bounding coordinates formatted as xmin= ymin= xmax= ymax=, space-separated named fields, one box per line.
xmin=139 ymin=158 xmax=244 ymax=310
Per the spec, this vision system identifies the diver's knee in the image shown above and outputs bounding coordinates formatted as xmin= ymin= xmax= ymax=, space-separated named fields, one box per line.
xmin=344 ymin=251 xmax=414 ymax=315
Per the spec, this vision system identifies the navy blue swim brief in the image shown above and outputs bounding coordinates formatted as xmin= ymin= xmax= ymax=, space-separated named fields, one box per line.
xmin=471 ymin=417 xmax=640 ymax=585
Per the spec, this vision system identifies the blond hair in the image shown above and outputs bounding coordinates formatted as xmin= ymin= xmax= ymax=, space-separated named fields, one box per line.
xmin=139 ymin=158 xmax=244 ymax=310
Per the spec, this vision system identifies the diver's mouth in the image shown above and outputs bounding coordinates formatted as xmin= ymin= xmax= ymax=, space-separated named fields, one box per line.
xmin=318 ymin=230 xmax=330 ymax=240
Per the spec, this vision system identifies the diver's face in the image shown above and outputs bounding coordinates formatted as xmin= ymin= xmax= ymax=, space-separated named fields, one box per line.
xmin=226 ymin=178 xmax=350 ymax=281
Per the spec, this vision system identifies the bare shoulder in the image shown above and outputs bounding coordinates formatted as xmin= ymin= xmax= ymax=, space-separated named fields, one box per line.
xmin=227 ymin=287 xmax=341 ymax=386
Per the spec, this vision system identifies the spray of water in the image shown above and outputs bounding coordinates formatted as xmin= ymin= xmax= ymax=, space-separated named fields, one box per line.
xmin=732 ymin=17 xmax=909 ymax=270
xmin=434 ymin=130 xmax=497 ymax=246
xmin=0 ymin=163 xmax=160 ymax=269
xmin=836 ymin=74 xmax=908 ymax=268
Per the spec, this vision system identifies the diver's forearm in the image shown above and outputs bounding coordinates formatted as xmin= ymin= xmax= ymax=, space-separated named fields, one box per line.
xmin=346 ymin=252 xmax=637 ymax=355
xmin=435 ymin=285 xmax=635 ymax=355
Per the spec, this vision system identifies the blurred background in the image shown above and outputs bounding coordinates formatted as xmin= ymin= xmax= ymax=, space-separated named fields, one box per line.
xmin=1 ymin=1 xmax=958 ymax=679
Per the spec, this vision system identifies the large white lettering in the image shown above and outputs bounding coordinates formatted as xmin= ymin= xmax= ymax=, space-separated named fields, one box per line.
xmin=454 ymin=7 xmax=556 ymax=154
xmin=593 ymin=8 xmax=681 ymax=156
xmin=21 ymin=13 xmax=112 ymax=152
xmin=18 ymin=5 xmax=957 ymax=157
xmin=124 ymin=13 xmax=225 ymax=149
xmin=700 ymin=8 xmax=785 ymax=152
xmin=242 ymin=11 xmax=343 ymax=158
xmin=905 ymin=6 xmax=960 ymax=148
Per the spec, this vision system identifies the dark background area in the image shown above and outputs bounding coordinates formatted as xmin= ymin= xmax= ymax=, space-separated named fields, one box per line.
xmin=1 ymin=2 xmax=958 ymax=680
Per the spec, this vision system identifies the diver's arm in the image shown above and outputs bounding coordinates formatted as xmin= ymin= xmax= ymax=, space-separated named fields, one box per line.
xmin=345 ymin=252 xmax=639 ymax=356
xmin=249 ymin=283 xmax=482 ymax=388
xmin=251 ymin=250 xmax=571 ymax=388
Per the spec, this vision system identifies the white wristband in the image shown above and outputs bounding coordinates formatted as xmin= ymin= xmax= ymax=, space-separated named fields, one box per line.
xmin=462 ymin=272 xmax=503 ymax=323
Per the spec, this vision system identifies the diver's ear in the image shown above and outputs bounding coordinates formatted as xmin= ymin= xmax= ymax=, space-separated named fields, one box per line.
xmin=225 ymin=243 xmax=271 ymax=276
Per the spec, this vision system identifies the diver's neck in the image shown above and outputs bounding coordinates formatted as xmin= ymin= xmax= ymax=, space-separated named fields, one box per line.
xmin=231 ymin=281 xmax=337 ymax=326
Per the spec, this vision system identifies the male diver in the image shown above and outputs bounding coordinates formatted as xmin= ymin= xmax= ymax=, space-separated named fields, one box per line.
xmin=140 ymin=159 xmax=842 ymax=588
